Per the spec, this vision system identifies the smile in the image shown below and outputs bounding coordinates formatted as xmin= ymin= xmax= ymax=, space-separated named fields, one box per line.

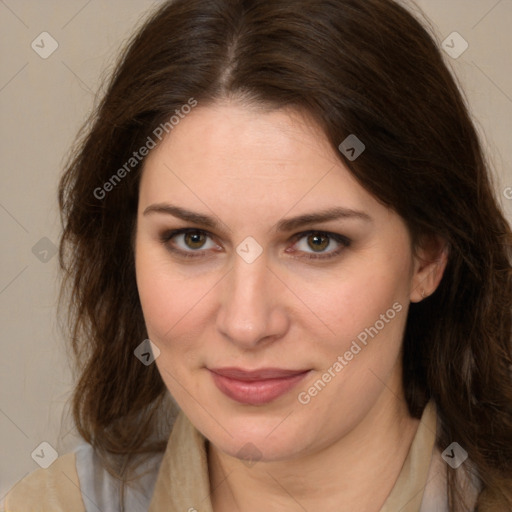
xmin=208 ymin=367 xmax=311 ymax=405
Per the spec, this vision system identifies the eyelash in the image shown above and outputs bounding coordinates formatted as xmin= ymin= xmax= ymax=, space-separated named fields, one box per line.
xmin=159 ymin=228 xmax=351 ymax=261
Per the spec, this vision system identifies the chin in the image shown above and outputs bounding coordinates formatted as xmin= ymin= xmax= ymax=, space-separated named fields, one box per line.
xmin=216 ymin=432 xmax=306 ymax=464
xmin=199 ymin=408 xmax=310 ymax=460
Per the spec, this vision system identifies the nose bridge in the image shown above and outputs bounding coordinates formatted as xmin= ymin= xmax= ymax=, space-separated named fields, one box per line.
xmin=216 ymin=252 xmax=287 ymax=347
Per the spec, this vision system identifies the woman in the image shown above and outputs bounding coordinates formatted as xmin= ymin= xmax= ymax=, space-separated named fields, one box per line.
xmin=4 ymin=0 xmax=512 ymax=510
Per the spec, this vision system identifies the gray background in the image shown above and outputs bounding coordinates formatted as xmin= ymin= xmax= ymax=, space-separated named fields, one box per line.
xmin=1 ymin=0 xmax=511 ymax=501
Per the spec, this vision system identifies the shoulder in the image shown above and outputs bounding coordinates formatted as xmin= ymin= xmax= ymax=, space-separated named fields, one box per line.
xmin=3 ymin=451 xmax=85 ymax=512
xmin=3 ymin=442 xmax=165 ymax=512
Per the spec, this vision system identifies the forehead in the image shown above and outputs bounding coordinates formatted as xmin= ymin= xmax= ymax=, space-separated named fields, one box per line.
xmin=147 ymin=101 xmax=335 ymax=169
xmin=138 ymin=101 xmax=381 ymax=224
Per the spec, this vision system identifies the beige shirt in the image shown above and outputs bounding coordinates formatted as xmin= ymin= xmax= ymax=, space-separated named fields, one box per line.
xmin=2 ymin=400 xmax=478 ymax=511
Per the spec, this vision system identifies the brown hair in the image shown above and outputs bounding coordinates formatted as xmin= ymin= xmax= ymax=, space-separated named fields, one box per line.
xmin=58 ymin=0 xmax=512 ymax=509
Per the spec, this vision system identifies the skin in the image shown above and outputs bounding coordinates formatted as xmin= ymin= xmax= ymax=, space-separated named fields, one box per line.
xmin=135 ymin=99 xmax=448 ymax=512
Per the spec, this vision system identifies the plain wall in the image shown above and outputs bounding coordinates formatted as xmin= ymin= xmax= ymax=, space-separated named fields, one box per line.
xmin=1 ymin=0 xmax=511 ymax=501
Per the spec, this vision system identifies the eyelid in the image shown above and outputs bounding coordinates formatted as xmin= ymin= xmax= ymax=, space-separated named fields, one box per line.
xmin=290 ymin=230 xmax=351 ymax=246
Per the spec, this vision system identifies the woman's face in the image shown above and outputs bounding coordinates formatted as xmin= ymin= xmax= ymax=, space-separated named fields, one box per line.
xmin=135 ymin=100 xmax=444 ymax=462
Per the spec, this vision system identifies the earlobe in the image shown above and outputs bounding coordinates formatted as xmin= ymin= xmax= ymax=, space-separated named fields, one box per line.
xmin=410 ymin=237 xmax=449 ymax=303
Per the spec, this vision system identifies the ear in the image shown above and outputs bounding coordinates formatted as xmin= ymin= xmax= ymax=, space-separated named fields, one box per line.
xmin=410 ymin=234 xmax=449 ymax=303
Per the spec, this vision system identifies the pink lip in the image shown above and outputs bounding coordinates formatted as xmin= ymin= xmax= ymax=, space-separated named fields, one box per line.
xmin=208 ymin=367 xmax=311 ymax=405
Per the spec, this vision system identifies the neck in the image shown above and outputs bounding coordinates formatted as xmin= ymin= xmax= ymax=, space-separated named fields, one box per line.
xmin=208 ymin=378 xmax=420 ymax=512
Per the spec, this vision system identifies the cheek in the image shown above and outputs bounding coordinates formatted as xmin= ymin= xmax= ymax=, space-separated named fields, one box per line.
xmin=135 ymin=244 xmax=214 ymax=397
xmin=301 ymin=256 xmax=410 ymax=359
xmin=135 ymin=242 xmax=212 ymax=345
xmin=292 ymin=262 xmax=410 ymax=426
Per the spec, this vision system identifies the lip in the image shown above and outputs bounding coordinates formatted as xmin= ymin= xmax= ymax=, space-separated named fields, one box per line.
xmin=208 ymin=367 xmax=311 ymax=405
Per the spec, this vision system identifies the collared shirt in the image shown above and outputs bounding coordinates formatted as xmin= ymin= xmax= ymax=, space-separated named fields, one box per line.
xmin=2 ymin=400 xmax=480 ymax=511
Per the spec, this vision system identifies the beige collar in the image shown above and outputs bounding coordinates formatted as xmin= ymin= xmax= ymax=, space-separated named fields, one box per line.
xmin=148 ymin=401 xmax=438 ymax=512
xmin=381 ymin=400 xmax=440 ymax=511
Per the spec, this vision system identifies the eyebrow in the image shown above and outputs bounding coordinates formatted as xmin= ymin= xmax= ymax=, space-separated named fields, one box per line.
xmin=142 ymin=203 xmax=373 ymax=232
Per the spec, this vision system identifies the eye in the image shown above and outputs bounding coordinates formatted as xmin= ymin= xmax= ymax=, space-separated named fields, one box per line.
xmin=160 ymin=228 xmax=220 ymax=258
xmin=288 ymin=231 xmax=350 ymax=260
xmin=160 ymin=228 xmax=350 ymax=261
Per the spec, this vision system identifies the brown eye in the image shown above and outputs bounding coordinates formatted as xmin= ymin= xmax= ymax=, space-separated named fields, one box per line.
xmin=184 ymin=231 xmax=207 ymax=249
xmin=307 ymin=233 xmax=330 ymax=252
xmin=159 ymin=228 xmax=220 ymax=259
xmin=289 ymin=230 xmax=351 ymax=261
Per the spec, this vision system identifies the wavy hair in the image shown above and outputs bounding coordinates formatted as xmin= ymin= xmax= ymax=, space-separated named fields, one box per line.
xmin=58 ymin=0 xmax=512 ymax=509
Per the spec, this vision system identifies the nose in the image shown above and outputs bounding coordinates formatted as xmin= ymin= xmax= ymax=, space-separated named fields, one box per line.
xmin=215 ymin=249 xmax=290 ymax=350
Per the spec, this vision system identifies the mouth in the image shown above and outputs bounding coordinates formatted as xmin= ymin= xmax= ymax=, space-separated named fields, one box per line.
xmin=208 ymin=367 xmax=311 ymax=405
